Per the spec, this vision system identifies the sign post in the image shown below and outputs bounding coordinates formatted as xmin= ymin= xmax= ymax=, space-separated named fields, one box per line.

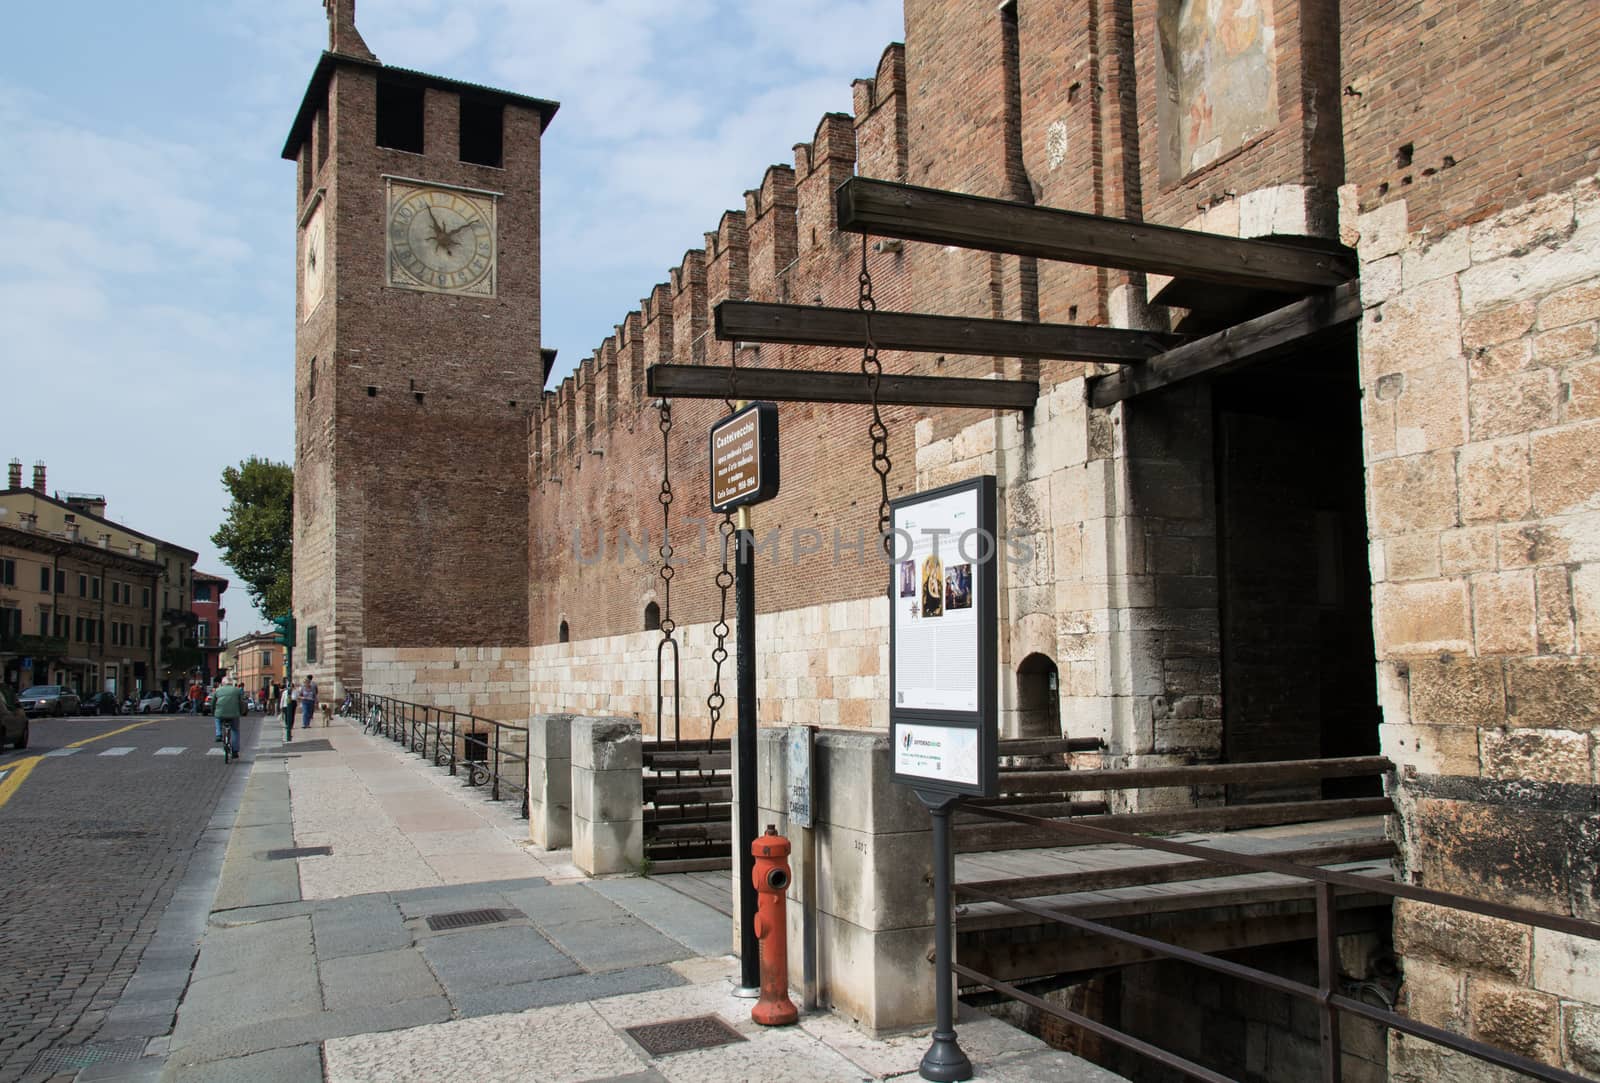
xmin=787 ymin=724 xmax=818 ymax=1009
xmin=709 ymin=402 xmax=780 ymax=999
xmin=888 ymin=475 xmax=998 ymax=1083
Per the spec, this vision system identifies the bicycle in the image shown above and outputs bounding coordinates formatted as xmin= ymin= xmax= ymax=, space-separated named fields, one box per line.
xmin=222 ymin=718 xmax=240 ymax=763
xmin=364 ymin=702 xmax=386 ymax=736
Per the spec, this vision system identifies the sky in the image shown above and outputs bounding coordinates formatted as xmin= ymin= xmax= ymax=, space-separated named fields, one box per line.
xmin=2 ymin=0 xmax=904 ymax=635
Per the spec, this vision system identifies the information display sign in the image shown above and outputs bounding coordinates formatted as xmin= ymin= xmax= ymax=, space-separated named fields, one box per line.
xmin=888 ymin=475 xmax=998 ymax=799
xmin=708 ymin=402 xmax=780 ymax=513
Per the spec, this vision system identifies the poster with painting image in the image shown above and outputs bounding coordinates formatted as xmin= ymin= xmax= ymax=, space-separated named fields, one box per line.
xmin=945 ymin=563 xmax=972 ymax=610
xmin=899 ymin=559 xmax=916 ymax=598
xmin=920 ymin=552 xmax=944 ymax=617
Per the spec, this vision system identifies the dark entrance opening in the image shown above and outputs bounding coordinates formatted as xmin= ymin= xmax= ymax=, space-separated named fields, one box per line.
xmin=1014 ymin=653 xmax=1060 ymax=739
xmin=1212 ymin=333 xmax=1380 ymax=800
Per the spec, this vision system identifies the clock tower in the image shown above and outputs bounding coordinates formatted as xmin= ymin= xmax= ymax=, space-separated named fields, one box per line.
xmin=282 ymin=0 xmax=558 ymax=696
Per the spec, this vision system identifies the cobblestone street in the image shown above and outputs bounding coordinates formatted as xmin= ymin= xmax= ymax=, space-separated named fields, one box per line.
xmin=0 ymin=714 xmax=252 ymax=1082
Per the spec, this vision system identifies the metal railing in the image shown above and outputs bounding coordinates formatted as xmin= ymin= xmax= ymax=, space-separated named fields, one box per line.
xmin=347 ymin=692 xmax=528 ymax=819
xmin=954 ymin=788 xmax=1600 ymax=1083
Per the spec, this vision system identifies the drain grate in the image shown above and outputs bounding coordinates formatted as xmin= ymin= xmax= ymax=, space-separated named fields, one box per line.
xmin=625 ymin=1015 xmax=747 ymax=1057
xmin=26 ymin=1038 xmax=147 ymax=1074
xmin=284 ymin=739 xmax=335 ymax=752
xmin=265 ymin=845 xmax=333 ymax=860
xmin=425 ymin=907 xmax=517 ymax=932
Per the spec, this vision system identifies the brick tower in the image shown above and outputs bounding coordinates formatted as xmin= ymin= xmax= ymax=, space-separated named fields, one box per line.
xmin=282 ymin=0 xmax=558 ymax=696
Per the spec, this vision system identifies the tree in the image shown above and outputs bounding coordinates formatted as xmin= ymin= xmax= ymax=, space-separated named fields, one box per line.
xmin=212 ymin=457 xmax=294 ymax=620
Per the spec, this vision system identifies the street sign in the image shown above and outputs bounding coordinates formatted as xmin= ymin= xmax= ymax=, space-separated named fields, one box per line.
xmin=888 ymin=475 xmax=998 ymax=799
xmin=787 ymin=724 xmax=814 ymax=828
xmin=708 ymin=402 xmax=779 ymax=513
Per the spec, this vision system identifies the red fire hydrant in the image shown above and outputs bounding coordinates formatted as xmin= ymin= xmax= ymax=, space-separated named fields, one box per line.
xmin=751 ymin=826 xmax=799 ymax=1025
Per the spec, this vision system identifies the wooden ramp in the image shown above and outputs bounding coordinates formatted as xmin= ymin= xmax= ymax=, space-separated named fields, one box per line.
xmin=955 ymin=815 xmax=1394 ymax=984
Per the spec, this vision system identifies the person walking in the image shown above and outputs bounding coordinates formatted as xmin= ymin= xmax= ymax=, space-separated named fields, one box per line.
xmin=279 ymin=682 xmax=295 ymax=742
xmin=213 ymin=677 xmax=245 ymax=759
xmin=297 ymin=674 xmax=318 ymax=732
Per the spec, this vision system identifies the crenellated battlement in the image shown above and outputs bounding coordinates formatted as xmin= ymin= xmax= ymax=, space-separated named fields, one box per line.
xmin=536 ymin=46 xmax=912 ymax=479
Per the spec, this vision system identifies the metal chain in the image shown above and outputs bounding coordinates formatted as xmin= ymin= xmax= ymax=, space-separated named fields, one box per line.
xmin=705 ymin=342 xmax=740 ymax=752
xmin=705 ymin=512 xmax=735 ymax=749
xmin=656 ymin=400 xmax=676 ymax=637
xmin=859 ymin=235 xmax=894 ymax=554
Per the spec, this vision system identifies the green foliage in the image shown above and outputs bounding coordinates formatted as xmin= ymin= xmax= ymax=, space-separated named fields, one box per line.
xmin=211 ymin=457 xmax=294 ymax=621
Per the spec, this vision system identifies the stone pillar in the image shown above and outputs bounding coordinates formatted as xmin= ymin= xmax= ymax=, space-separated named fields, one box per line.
xmin=570 ymin=716 xmax=643 ymax=876
xmin=756 ymin=727 xmax=934 ymax=1036
xmin=527 ymin=713 xmax=574 ymax=850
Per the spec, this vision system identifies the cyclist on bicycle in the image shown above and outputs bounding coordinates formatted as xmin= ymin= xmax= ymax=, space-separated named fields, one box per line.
xmin=213 ymin=677 xmax=245 ymax=760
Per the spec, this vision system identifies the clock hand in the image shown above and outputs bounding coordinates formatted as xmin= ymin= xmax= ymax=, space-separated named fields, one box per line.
xmin=426 ymin=207 xmax=445 ymax=236
xmin=443 ymin=219 xmax=478 ymax=239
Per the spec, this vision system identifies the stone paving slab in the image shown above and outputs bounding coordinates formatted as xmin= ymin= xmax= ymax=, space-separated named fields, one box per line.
xmin=309 ymin=896 xmax=411 ymax=960
xmin=450 ymin=964 xmax=684 ymax=1019
xmin=162 ymin=1042 xmax=322 ymax=1083
xmin=535 ymin=909 xmax=692 ymax=973
xmin=416 ymin=925 xmax=583 ymax=991
xmin=319 ymin=949 xmax=443 ymax=1011
xmin=588 ymin=877 xmax=733 ymax=958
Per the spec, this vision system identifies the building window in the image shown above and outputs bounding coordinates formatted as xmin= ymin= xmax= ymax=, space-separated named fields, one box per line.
xmin=142 ymin=586 xmax=150 ymax=608
xmin=56 ymin=570 xmax=64 ymax=594
xmin=79 ymin=574 xmax=87 ymax=597
xmin=558 ymin=620 xmax=569 ymax=644
xmin=644 ymin=602 xmax=660 ymax=631
xmin=92 ymin=577 xmax=101 ymax=600
xmin=0 ymin=607 xmax=19 ymax=639
xmin=197 ymin=621 xmax=208 ymax=645
xmin=459 ymin=97 xmax=503 ymax=167
xmin=316 ymin=101 xmax=330 ymax=170
xmin=38 ymin=611 xmax=48 ymax=635
xmin=262 ymin=649 xmax=273 ymax=669
xmin=306 ymin=625 xmax=318 ymax=662
xmin=375 ymin=80 xmax=425 ymax=153
xmin=195 ymin=583 xmax=212 ymax=603
xmin=40 ymin=566 xmax=50 ymax=592
xmin=0 ymin=559 xmax=13 ymax=586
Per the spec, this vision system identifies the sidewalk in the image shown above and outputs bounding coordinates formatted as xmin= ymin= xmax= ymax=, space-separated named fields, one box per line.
xmin=96 ymin=715 xmax=1119 ymax=1082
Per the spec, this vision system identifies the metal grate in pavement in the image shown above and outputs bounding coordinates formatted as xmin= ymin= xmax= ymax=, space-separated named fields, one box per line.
xmin=284 ymin=739 xmax=335 ymax=752
xmin=25 ymin=1038 xmax=147 ymax=1074
xmin=265 ymin=845 xmax=333 ymax=860
xmin=425 ymin=907 xmax=517 ymax=932
xmin=625 ymin=1015 xmax=747 ymax=1056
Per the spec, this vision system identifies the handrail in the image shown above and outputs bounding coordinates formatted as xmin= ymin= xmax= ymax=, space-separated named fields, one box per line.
xmin=347 ymin=692 xmax=528 ymax=820
xmin=956 ymin=800 xmax=1600 ymax=1082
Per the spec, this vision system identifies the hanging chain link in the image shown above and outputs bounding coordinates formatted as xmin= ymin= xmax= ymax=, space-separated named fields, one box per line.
xmin=705 ymin=342 xmax=740 ymax=750
xmin=859 ymin=235 xmax=894 ymax=555
xmin=656 ymin=399 xmax=676 ymax=637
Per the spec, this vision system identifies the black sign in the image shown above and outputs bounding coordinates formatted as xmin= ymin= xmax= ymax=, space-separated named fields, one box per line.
xmin=888 ymin=475 xmax=999 ymax=799
xmin=709 ymin=402 xmax=780 ymax=513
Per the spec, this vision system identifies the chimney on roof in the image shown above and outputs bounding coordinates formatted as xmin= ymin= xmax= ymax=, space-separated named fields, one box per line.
xmin=323 ymin=0 xmax=377 ymax=61
xmin=7 ymin=460 xmax=19 ymax=489
xmin=32 ymin=461 xmax=45 ymax=494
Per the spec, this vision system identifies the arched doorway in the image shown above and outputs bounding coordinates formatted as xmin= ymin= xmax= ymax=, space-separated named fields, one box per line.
xmin=1014 ymin=652 xmax=1060 ymax=738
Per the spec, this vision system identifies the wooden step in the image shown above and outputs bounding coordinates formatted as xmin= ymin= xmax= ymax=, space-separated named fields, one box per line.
xmin=647 ymin=856 xmax=732 ymax=874
xmin=955 ymin=796 xmax=1394 ymax=853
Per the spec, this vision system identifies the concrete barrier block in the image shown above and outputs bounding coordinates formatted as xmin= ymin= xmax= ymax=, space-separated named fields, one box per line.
xmin=571 ymin=716 xmax=643 ymax=771
xmin=527 ymin=713 xmax=574 ymax=850
xmin=572 ymin=816 xmax=643 ymax=876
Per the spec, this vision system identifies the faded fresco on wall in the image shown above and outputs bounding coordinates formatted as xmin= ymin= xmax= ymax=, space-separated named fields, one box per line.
xmin=1158 ymin=0 xmax=1280 ymax=180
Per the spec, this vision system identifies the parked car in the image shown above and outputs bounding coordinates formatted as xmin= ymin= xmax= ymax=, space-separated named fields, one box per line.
xmin=137 ymin=692 xmax=166 ymax=714
xmin=18 ymin=685 xmax=80 ymax=717
xmin=0 ymin=686 xmax=27 ymax=749
xmin=80 ymin=692 xmax=124 ymax=716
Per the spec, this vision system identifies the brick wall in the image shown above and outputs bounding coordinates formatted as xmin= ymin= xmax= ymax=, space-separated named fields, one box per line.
xmin=293 ymin=61 xmax=545 ymax=698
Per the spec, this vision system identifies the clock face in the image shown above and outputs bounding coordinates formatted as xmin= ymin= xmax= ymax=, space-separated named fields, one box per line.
xmin=386 ymin=183 xmax=497 ymax=296
xmin=303 ymin=201 xmax=326 ymax=318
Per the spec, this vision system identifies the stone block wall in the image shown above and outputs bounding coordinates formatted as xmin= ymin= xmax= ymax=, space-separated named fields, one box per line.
xmin=526 ymin=599 xmax=887 ymax=736
xmin=1353 ymin=179 xmax=1600 ymax=1078
xmin=754 ymin=726 xmax=934 ymax=1036
xmin=361 ymin=646 xmax=531 ymax=724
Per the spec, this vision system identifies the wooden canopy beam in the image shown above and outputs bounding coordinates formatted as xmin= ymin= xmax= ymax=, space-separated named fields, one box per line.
xmin=1088 ymin=281 xmax=1361 ymax=407
xmin=836 ymin=177 xmax=1356 ymax=293
xmin=647 ymin=363 xmax=1037 ymax=411
xmin=714 ymin=300 xmax=1180 ymax=364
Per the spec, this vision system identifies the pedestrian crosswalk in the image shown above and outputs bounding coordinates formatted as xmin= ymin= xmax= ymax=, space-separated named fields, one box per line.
xmin=39 ymin=746 xmax=215 ymax=759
